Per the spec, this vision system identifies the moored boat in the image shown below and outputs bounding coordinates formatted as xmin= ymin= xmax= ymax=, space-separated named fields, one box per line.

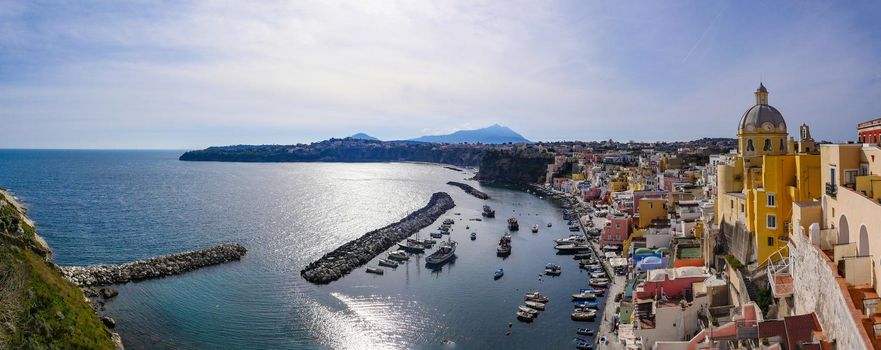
xmin=507 ymin=217 xmax=519 ymax=231
xmin=397 ymin=241 xmax=425 ymax=253
xmin=555 ymin=243 xmax=592 ymax=252
xmin=576 ymin=328 xmax=594 ymax=336
xmin=574 ymin=301 xmax=599 ymax=309
xmin=575 ymin=340 xmax=594 ymax=349
xmin=572 ymin=291 xmax=596 ymax=301
xmin=497 ymin=241 xmax=511 ymax=256
xmin=366 ymin=266 xmax=384 ymax=275
xmin=554 ymin=235 xmax=587 ymax=245
xmin=524 ymin=292 xmax=550 ymax=303
xmin=571 ymin=309 xmax=596 ymax=321
xmin=378 ymin=258 xmax=399 ymax=268
xmin=516 ymin=310 xmax=534 ymax=322
xmin=544 ymin=263 xmax=562 ymax=276
xmin=531 ymin=224 xmax=539 ymax=233
xmin=482 ymin=205 xmax=496 ymax=218
xmin=470 ymin=232 xmax=477 ymax=240
xmin=431 ymin=231 xmax=443 ymax=238
xmin=547 ymin=222 xmax=552 ymax=227
xmin=524 ymin=300 xmax=546 ymax=310
xmin=388 ymin=250 xmax=409 ymax=260
xmin=425 ymin=240 xmax=457 ymax=265
xmin=518 ymin=305 xmax=539 ymax=317
xmin=590 ymin=280 xmax=609 ymax=288
xmin=494 ymin=268 xmax=504 ymax=279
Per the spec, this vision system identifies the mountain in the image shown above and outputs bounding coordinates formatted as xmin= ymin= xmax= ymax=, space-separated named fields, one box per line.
xmin=409 ymin=124 xmax=530 ymax=144
xmin=348 ymin=132 xmax=379 ymax=141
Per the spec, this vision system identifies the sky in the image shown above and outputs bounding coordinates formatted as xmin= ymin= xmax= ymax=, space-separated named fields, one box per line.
xmin=1 ymin=1 xmax=880 ymax=149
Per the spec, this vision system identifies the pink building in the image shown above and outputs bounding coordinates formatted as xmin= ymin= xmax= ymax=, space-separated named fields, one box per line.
xmin=635 ymin=267 xmax=709 ymax=300
xmin=600 ymin=214 xmax=632 ymax=247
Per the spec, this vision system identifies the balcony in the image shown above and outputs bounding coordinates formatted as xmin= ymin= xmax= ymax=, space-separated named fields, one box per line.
xmin=826 ymin=182 xmax=837 ymax=198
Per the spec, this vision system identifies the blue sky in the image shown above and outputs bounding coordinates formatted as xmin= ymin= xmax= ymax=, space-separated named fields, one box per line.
xmin=1 ymin=1 xmax=880 ymax=149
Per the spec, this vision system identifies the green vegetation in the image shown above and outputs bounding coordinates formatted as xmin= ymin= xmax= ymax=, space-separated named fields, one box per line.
xmin=1 ymin=192 xmax=115 ymax=349
xmin=724 ymin=254 xmax=744 ymax=270
xmin=755 ymin=285 xmax=773 ymax=316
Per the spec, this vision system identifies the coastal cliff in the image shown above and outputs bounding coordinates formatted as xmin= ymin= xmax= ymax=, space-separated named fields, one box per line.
xmin=475 ymin=149 xmax=553 ymax=184
xmin=0 ymin=189 xmax=117 ymax=349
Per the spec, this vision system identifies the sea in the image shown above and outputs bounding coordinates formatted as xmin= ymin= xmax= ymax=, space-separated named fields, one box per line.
xmin=0 ymin=150 xmax=608 ymax=349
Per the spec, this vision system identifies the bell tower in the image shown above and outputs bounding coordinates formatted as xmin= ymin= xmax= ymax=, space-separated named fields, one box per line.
xmin=755 ymin=82 xmax=769 ymax=105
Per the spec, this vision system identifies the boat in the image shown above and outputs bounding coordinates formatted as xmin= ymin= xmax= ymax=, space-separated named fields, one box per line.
xmin=482 ymin=205 xmax=496 ymax=218
xmin=581 ymin=287 xmax=605 ymax=297
xmin=576 ymin=328 xmax=595 ymax=336
xmin=554 ymin=235 xmax=587 ymax=245
xmin=397 ymin=241 xmax=425 ymax=253
xmin=571 ymin=309 xmax=597 ymax=321
xmin=501 ymin=233 xmax=512 ymax=243
xmin=497 ymin=241 xmax=511 ymax=256
xmin=441 ymin=339 xmax=456 ymax=348
xmin=516 ymin=310 xmax=534 ymax=322
xmin=547 ymin=222 xmax=552 ymax=227
xmin=544 ymin=263 xmax=562 ymax=276
xmin=524 ymin=301 xmax=546 ymax=310
xmin=494 ymin=268 xmax=504 ymax=279
xmin=531 ymin=224 xmax=539 ymax=233
xmin=508 ymin=217 xmax=519 ymax=231
xmin=572 ymin=291 xmax=596 ymax=301
xmin=575 ymin=341 xmax=594 ymax=350
xmin=425 ymin=240 xmax=457 ymax=265
xmin=470 ymin=232 xmax=477 ymax=240
xmin=443 ymin=218 xmax=455 ymax=225
xmin=573 ymin=253 xmax=592 ymax=260
xmin=366 ymin=266 xmax=384 ymax=275
xmin=569 ymin=225 xmax=581 ymax=232
xmin=388 ymin=250 xmax=409 ymax=260
xmin=378 ymin=258 xmax=399 ymax=268
xmin=574 ymin=301 xmax=599 ymax=309
xmin=555 ymin=243 xmax=592 ymax=252
xmin=524 ymin=292 xmax=549 ymax=303
xmin=518 ymin=305 xmax=539 ymax=317
xmin=590 ymin=280 xmax=609 ymax=288
xmin=431 ymin=231 xmax=443 ymax=238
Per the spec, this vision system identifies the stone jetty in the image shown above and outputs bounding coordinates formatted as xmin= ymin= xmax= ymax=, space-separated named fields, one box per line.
xmin=301 ymin=192 xmax=456 ymax=284
xmin=446 ymin=181 xmax=489 ymax=199
xmin=61 ymin=243 xmax=248 ymax=287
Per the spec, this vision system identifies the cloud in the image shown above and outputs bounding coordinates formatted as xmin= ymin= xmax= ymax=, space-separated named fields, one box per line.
xmin=1 ymin=1 xmax=879 ymax=148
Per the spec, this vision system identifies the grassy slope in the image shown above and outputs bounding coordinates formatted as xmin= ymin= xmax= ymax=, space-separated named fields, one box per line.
xmin=0 ymin=192 xmax=114 ymax=349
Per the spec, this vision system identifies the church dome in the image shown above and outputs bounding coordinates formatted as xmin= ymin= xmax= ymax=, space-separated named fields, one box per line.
xmin=738 ymin=83 xmax=786 ymax=134
xmin=739 ymin=104 xmax=786 ymax=134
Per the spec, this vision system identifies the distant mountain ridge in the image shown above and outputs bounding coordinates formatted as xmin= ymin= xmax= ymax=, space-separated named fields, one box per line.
xmin=349 ymin=132 xmax=379 ymax=141
xmin=409 ymin=124 xmax=530 ymax=144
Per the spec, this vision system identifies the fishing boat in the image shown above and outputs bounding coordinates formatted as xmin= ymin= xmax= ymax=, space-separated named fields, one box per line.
xmin=388 ymin=250 xmax=409 ymax=260
xmin=571 ymin=291 xmax=596 ymax=301
xmin=378 ymin=258 xmax=399 ymax=268
xmin=516 ymin=310 xmax=534 ymax=322
xmin=425 ymin=240 xmax=457 ymax=265
xmin=507 ymin=217 xmax=519 ymax=231
xmin=518 ymin=305 xmax=539 ymax=317
xmin=590 ymin=280 xmax=609 ymax=288
xmin=575 ymin=340 xmax=594 ymax=350
xmin=494 ymin=268 xmax=504 ymax=279
xmin=501 ymin=233 xmax=512 ymax=243
xmin=431 ymin=231 xmax=443 ymax=238
xmin=569 ymin=225 xmax=581 ymax=232
xmin=531 ymin=224 xmax=539 ymax=233
xmin=497 ymin=241 xmax=511 ymax=256
xmin=544 ymin=263 xmax=562 ymax=276
xmin=576 ymin=328 xmax=595 ymax=336
xmin=397 ymin=241 xmax=425 ymax=253
xmin=547 ymin=222 xmax=552 ymax=227
xmin=524 ymin=292 xmax=549 ymax=303
xmin=571 ymin=309 xmax=596 ymax=321
xmin=582 ymin=287 xmax=604 ymax=297
xmin=524 ymin=301 xmax=546 ymax=310
xmin=482 ymin=205 xmax=496 ymax=218
xmin=554 ymin=235 xmax=587 ymax=245
xmin=470 ymin=232 xmax=477 ymax=240
xmin=443 ymin=218 xmax=455 ymax=225
xmin=573 ymin=253 xmax=592 ymax=260
xmin=366 ymin=266 xmax=384 ymax=275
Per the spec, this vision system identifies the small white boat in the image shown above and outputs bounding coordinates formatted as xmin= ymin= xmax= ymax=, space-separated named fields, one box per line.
xmin=366 ymin=266 xmax=384 ymax=275
xmin=555 ymin=243 xmax=591 ymax=252
xmin=572 ymin=291 xmax=596 ymax=301
xmin=590 ymin=272 xmax=605 ymax=278
xmin=388 ymin=250 xmax=409 ymax=260
xmin=544 ymin=263 xmax=562 ymax=276
xmin=378 ymin=258 xmax=399 ymax=268
xmin=524 ymin=301 xmax=546 ymax=310
xmin=554 ymin=235 xmax=587 ymax=245
xmin=571 ymin=309 xmax=596 ymax=321
xmin=590 ymin=280 xmax=609 ymax=288
xmin=524 ymin=292 xmax=549 ymax=303
xmin=518 ymin=305 xmax=539 ymax=317
xmin=531 ymin=224 xmax=539 ymax=233
xmin=431 ymin=231 xmax=443 ymax=238
xmin=516 ymin=310 xmax=535 ymax=322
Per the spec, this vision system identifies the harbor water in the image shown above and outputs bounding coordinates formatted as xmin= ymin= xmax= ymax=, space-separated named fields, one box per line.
xmin=0 ymin=150 xmax=609 ymax=349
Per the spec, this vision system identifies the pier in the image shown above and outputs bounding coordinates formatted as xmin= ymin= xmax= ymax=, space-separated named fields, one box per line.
xmin=446 ymin=181 xmax=489 ymax=199
xmin=301 ymin=192 xmax=456 ymax=284
xmin=61 ymin=243 xmax=248 ymax=287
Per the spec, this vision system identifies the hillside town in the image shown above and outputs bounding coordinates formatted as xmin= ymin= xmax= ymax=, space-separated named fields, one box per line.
xmin=539 ymin=83 xmax=881 ymax=350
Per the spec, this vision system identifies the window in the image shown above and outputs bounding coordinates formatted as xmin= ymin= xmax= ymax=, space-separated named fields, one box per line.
xmin=747 ymin=139 xmax=755 ymax=152
xmin=767 ymin=214 xmax=777 ymax=230
xmin=861 ymin=163 xmax=869 ymax=176
xmin=845 ymin=170 xmax=858 ymax=185
xmin=768 ymin=237 xmax=775 ymax=246
xmin=740 ymin=204 xmax=744 ymax=213
xmin=767 ymin=193 xmax=776 ymax=208
xmin=779 ymin=139 xmax=785 ymax=152
xmin=730 ymin=200 xmax=734 ymax=209
xmin=830 ymin=167 xmax=837 ymax=186
xmin=763 ymin=139 xmax=772 ymax=151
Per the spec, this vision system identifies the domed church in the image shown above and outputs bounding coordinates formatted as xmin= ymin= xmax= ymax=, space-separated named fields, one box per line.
xmin=714 ymin=83 xmax=821 ymax=268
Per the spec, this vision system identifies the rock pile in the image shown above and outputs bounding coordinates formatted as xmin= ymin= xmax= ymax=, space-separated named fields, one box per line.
xmin=301 ymin=192 xmax=456 ymax=284
xmin=446 ymin=181 xmax=489 ymax=199
xmin=61 ymin=243 xmax=247 ymax=287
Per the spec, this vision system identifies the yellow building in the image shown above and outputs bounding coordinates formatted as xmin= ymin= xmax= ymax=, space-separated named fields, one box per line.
xmin=638 ymin=198 xmax=667 ymax=228
xmin=715 ymin=84 xmax=821 ymax=267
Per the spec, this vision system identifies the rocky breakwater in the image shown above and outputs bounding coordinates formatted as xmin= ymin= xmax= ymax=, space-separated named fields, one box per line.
xmin=446 ymin=181 xmax=489 ymax=199
xmin=61 ymin=243 xmax=248 ymax=287
xmin=301 ymin=192 xmax=456 ymax=284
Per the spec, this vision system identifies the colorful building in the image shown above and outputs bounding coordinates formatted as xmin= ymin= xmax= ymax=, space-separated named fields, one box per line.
xmin=715 ymin=83 xmax=821 ymax=267
xmin=858 ymin=117 xmax=881 ymax=144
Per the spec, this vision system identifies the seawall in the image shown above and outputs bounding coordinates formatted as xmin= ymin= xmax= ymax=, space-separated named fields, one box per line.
xmin=446 ymin=181 xmax=489 ymax=199
xmin=301 ymin=192 xmax=456 ymax=284
xmin=62 ymin=243 xmax=248 ymax=287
